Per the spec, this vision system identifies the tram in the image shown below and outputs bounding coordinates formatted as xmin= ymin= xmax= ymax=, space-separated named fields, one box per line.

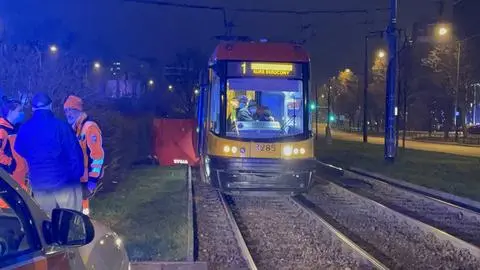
xmin=196 ymin=41 xmax=316 ymax=194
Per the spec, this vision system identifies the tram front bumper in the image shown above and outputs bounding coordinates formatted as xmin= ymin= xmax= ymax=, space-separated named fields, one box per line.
xmin=207 ymin=157 xmax=316 ymax=193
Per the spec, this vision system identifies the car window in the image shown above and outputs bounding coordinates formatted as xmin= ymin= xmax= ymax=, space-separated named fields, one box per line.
xmin=0 ymin=180 xmax=40 ymax=264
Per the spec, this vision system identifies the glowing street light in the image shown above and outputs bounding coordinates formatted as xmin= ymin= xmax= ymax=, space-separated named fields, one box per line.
xmin=49 ymin=44 xmax=58 ymax=54
xmin=194 ymin=88 xmax=199 ymax=95
xmin=438 ymin=26 xmax=449 ymax=36
xmin=93 ymin=61 xmax=101 ymax=70
xmin=344 ymin=68 xmax=351 ymax=73
xmin=377 ymin=50 xmax=386 ymax=58
xmin=168 ymin=85 xmax=173 ymax=91
xmin=148 ymin=79 xmax=154 ymax=86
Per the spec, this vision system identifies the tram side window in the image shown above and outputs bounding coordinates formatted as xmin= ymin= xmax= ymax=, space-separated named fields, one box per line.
xmin=209 ymin=73 xmax=221 ymax=134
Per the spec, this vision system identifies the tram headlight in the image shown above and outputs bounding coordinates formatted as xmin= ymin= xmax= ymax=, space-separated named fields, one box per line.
xmin=231 ymin=146 xmax=238 ymax=154
xmin=223 ymin=145 xmax=230 ymax=153
xmin=283 ymin=145 xmax=293 ymax=156
xmin=293 ymin=148 xmax=299 ymax=155
xmin=300 ymin=148 xmax=306 ymax=155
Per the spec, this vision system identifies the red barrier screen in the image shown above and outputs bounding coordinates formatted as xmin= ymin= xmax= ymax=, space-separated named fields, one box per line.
xmin=153 ymin=118 xmax=199 ymax=166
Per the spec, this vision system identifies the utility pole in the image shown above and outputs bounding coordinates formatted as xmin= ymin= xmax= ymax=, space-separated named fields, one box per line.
xmin=384 ymin=0 xmax=398 ymax=162
xmin=474 ymin=84 xmax=478 ymax=125
xmin=326 ymin=82 xmax=332 ymax=144
xmin=315 ymin=83 xmax=319 ymax=140
xmin=363 ymin=36 xmax=369 ymax=143
xmin=454 ymin=41 xmax=461 ymax=142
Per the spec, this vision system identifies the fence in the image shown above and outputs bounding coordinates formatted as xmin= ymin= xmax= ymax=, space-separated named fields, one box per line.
xmin=334 ymin=126 xmax=480 ymax=146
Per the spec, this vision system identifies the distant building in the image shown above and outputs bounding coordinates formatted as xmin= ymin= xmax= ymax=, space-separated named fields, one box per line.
xmin=104 ymin=57 xmax=156 ymax=98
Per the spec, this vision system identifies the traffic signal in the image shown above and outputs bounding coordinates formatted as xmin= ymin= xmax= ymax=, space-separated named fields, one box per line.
xmin=329 ymin=114 xmax=336 ymax=122
xmin=309 ymin=102 xmax=316 ymax=111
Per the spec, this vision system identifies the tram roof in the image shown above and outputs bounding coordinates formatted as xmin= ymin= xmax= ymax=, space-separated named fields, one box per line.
xmin=210 ymin=42 xmax=310 ymax=63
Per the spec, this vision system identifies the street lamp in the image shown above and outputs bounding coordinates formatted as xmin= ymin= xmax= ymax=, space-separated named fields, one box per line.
xmin=49 ymin=44 xmax=58 ymax=54
xmin=435 ymin=23 xmax=450 ymax=37
xmin=344 ymin=68 xmax=351 ymax=73
xmin=377 ymin=50 xmax=386 ymax=58
xmin=325 ymin=83 xmax=333 ymax=144
xmin=194 ymin=88 xmax=200 ymax=95
xmin=93 ymin=61 xmax=101 ymax=70
xmin=168 ymin=85 xmax=173 ymax=91
xmin=434 ymin=23 xmax=480 ymax=141
xmin=148 ymin=79 xmax=154 ymax=86
xmin=438 ymin=27 xmax=449 ymax=36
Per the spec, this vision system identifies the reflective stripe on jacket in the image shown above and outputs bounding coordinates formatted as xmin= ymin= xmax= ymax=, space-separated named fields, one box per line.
xmin=74 ymin=114 xmax=104 ymax=183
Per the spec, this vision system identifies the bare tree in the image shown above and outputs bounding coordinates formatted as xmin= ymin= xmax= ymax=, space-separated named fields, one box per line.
xmin=0 ymin=43 xmax=152 ymax=190
xmin=368 ymin=57 xmax=387 ymax=132
xmin=165 ymin=49 xmax=206 ymax=117
xmin=422 ymin=43 xmax=473 ymax=137
xmin=334 ymin=69 xmax=360 ymax=128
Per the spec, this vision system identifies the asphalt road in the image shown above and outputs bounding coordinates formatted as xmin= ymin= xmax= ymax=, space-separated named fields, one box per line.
xmin=317 ymin=125 xmax=480 ymax=158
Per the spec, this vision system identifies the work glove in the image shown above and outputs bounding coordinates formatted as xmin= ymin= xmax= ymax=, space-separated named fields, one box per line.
xmin=87 ymin=177 xmax=102 ymax=199
xmin=87 ymin=181 xmax=97 ymax=193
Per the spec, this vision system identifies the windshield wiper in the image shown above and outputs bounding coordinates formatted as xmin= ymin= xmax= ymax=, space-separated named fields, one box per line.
xmin=279 ymin=115 xmax=296 ymax=134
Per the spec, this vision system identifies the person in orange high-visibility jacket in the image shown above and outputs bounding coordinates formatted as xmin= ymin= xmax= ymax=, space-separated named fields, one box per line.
xmin=0 ymin=97 xmax=29 ymax=208
xmin=64 ymin=95 xmax=104 ymax=215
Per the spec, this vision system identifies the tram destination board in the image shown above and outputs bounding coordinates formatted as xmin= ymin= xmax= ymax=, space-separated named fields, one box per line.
xmin=227 ymin=62 xmax=303 ymax=79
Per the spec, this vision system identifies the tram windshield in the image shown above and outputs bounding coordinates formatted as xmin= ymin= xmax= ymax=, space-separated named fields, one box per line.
xmin=226 ymin=78 xmax=304 ymax=139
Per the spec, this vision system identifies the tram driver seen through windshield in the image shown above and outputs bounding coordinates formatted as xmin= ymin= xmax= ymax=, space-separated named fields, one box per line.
xmin=226 ymin=78 xmax=304 ymax=139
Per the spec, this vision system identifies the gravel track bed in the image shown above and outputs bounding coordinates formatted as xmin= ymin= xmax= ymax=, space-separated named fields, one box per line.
xmin=307 ymin=181 xmax=480 ymax=269
xmin=194 ymin=181 xmax=249 ymax=270
xmin=228 ymin=195 xmax=372 ymax=270
xmin=339 ymin=174 xmax=480 ymax=246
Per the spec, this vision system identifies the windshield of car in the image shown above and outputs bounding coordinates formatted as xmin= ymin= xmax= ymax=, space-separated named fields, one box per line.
xmin=226 ymin=78 xmax=304 ymax=139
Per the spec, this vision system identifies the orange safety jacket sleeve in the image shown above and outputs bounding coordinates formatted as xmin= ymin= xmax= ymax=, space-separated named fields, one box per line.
xmin=85 ymin=123 xmax=104 ymax=180
xmin=0 ymin=129 xmax=15 ymax=173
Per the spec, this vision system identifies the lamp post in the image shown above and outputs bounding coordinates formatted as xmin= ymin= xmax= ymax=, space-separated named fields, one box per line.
xmin=436 ymin=25 xmax=480 ymax=141
xmin=325 ymin=83 xmax=332 ymax=144
xmin=474 ymin=84 xmax=478 ymax=125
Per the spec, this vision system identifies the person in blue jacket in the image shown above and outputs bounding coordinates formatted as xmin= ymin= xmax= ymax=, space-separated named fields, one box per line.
xmin=14 ymin=92 xmax=84 ymax=214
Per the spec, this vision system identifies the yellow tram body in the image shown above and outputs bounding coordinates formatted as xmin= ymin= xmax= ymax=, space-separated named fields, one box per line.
xmin=196 ymin=41 xmax=316 ymax=194
xmin=207 ymin=133 xmax=314 ymax=160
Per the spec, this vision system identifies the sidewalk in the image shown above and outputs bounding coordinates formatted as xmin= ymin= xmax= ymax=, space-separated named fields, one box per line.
xmin=318 ymin=125 xmax=480 ymax=158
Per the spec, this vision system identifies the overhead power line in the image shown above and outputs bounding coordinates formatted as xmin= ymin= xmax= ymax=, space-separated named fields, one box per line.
xmin=124 ymin=0 xmax=389 ymax=41
xmin=124 ymin=0 xmax=387 ymax=15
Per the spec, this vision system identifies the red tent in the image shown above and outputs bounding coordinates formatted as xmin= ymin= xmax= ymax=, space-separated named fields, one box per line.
xmin=152 ymin=118 xmax=199 ymax=166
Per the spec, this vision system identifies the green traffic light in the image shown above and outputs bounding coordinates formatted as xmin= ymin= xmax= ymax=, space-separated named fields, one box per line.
xmin=329 ymin=115 xmax=335 ymax=122
xmin=309 ymin=102 xmax=316 ymax=111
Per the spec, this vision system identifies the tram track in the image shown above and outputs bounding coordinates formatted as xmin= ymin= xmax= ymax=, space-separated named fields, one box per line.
xmin=313 ymin=161 xmax=480 ymax=269
xmin=226 ymin=195 xmax=386 ymax=269
xmin=193 ymin=174 xmax=253 ymax=270
xmin=316 ymin=160 xmax=480 ymax=247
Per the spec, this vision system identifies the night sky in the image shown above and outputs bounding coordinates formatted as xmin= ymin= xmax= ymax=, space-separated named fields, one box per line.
xmin=0 ymin=0 xmax=439 ymax=82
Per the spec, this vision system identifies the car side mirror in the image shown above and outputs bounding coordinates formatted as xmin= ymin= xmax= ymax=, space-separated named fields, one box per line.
xmin=50 ymin=208 xmax=94 ymax=247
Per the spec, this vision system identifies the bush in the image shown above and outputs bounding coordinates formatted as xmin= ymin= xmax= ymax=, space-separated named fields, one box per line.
xmin=87 ymin=99 xmax=153 ymax=193
xmin=0 ymin=43 xmax=153 ymax=194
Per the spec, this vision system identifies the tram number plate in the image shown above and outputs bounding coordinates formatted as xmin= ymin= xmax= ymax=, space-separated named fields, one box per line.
xmin=256 ymin=144 xmax=276 ymax=152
